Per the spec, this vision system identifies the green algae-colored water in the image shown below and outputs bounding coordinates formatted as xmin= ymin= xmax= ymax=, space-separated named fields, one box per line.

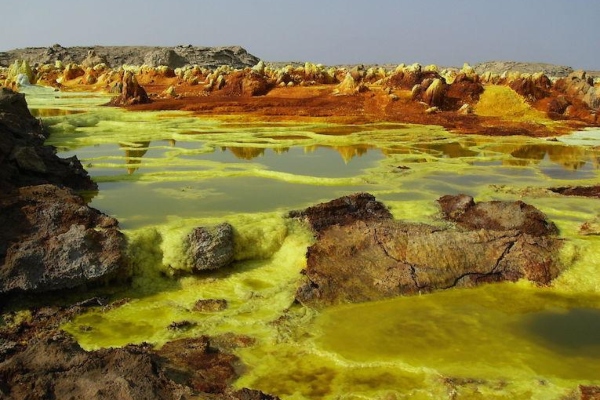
xmin=23 ymin=86 xmax=600 ymax=399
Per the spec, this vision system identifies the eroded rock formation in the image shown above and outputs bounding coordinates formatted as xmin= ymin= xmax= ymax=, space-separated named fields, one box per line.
xmin=108 ymin=70 xmax=151 ymax=105
xmin=295 ymin=194 xmax=564 ymax=308
xmin=0 ymin=88 xmax=128 ymax=295
xmin=0 ymin=184 xmax=127 ymax=294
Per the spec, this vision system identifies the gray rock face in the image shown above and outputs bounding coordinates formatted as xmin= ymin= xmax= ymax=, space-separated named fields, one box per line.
xmin=473 ymin=61 xmax=574 ymax=78
xmin=295 ymin=194 xmax=564 ymax=308
xmin=0 ymin=184 xmax=128 ymax=294
xmin=186 ymin=223 xmax=235 ymax=271
xmin=0 ymin=44 xmax=260 ymax=69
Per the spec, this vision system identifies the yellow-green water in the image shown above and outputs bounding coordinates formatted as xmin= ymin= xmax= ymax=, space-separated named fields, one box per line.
xmin=21 ymin=86 xmax=600 ymax=399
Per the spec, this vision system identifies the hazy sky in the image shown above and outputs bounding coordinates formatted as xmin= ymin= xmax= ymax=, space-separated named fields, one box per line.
xmin=2 ymin=0 xmax=599 ymax=69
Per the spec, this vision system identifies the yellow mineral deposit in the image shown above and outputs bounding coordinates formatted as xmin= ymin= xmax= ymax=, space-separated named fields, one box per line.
xmin=19 ymin=85 xmax=600 ymax=399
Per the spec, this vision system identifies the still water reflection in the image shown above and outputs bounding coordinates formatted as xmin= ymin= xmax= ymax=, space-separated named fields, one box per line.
xmin=30 ymin=94 xmax=600 ymax=399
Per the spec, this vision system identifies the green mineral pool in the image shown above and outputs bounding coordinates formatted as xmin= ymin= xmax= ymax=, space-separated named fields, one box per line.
xmin=22 ymin=85 xmax=600 ymax=399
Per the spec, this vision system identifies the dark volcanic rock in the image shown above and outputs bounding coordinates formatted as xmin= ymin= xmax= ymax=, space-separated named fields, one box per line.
xmin=0 ymin=89 xmax=125 ymax=295
xmin=0 ymin=87 xmax=95 ymax=192
xmin=296 ymin=194 xmax=563 ymax=308
xmin=288 ymin=192 xmax=393 ymax=234
xmin=186 ymin=223 xmax=235 ymax=271
xmin=0 ymin=184 xmax=128 ymax=294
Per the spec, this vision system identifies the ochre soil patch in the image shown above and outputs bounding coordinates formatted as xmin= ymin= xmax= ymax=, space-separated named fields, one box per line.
xmin=129 ymin=83 xmax=586 ymax=137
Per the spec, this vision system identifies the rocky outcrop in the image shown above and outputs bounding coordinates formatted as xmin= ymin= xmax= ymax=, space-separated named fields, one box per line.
xmin=0 ymin=331 xmax=278 ymax=400
xmin=437 ymin=194 xmax=559 ymax=236
xmin=0 ymin=87 xmax=128 ymax=295
xmin=108 ymin=70 xmax=151 ymax=106
xmin=473 ymin=61 xmax=574 ymax=78
xmin=0 ymin=184 xmax=128 ymax=294
xmin=295 ymin=194 xmax=564 ymax=308
xmin=508 ymin=72 xmax=552 ymax=102
xmin=0 ymin=44 xmax=260 ymax=70
xmin=288 ymin=192 xmax=393 ymax=234
xmin=186 ymin=223 xmax=235 ymax=271
xmin=333 ymin=72 xmax=368 ymax=95
xmin=554 ymin=70 xmax=600 ymax=110
xmin=0 ymin=88 xmax=95 ymax=192
xmin=210 ymin=69 xmax=272 ymax=97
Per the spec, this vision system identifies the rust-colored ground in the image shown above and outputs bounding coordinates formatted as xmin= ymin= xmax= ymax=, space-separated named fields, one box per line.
xmin=129 ymin=82 xmax=588 ymax=137
xmin=4 ymin=62 xmax=597 ymax=137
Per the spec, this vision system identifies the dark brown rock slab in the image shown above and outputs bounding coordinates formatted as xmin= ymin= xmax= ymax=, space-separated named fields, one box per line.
xmin=0 ymin=184 xmax=128 ymax=294
xmin=288 ymin=192 xmax=393 ymax=235
xmin=549 ymin=185 xmax=600 ymax=199
xmin=296 ymin=194 xmax=563 ymax=308
xmin=438 ymin=194 xmax=559 ymax=236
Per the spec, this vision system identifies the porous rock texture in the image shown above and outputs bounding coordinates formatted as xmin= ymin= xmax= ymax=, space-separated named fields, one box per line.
xmin=0 ymin=88 xmax=128 ymax=295
xmin=295 ymin=193 xmax=564 ymax=308
xmin=186 ymin=223 xmax=235 ymax=271
xmin=0 ymin=88 xmax=95 ymax=192
xmin=0 ymin=184 xmax=127 ymax=294
xmin=0 ymin=330 xmax=278 ymax=400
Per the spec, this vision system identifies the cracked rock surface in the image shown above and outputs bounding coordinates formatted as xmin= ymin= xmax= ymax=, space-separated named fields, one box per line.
xmin=295 ymin=194 xmax=564 ymax=308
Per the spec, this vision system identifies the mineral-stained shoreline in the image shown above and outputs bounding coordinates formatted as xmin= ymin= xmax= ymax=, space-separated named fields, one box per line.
xmin=1 ymin=45 xmax=600 ymax=399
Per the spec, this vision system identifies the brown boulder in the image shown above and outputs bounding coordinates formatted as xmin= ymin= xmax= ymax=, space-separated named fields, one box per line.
xmin=186 ymin=223 xmax=235 ymax=272
xmin=0 ymin=184 xmax=128 ymax=294
xmin=220 ymin=70 xmax=272 ymax=97
xmin=295 ymin=194 xmax=563 ymax=308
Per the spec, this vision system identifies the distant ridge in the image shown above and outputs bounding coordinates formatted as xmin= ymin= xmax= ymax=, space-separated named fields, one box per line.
xmin=0 ymin=44 xmax=260 ymax=69
xmin=472 ymin=61 xmax=574 ymax=78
